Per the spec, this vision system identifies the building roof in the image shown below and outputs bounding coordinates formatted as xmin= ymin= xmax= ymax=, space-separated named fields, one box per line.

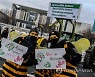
xmin=13 ymin=4 xmax=47 ymax=15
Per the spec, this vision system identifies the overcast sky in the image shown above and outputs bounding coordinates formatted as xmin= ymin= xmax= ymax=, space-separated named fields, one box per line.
xmin=0 ymin=0 xmax=95 ymax=26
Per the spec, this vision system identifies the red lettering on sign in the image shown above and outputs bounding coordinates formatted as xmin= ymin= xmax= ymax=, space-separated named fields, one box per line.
xmin=14 ymin=56 xmax=23 ymax=62
xmin=46 ymin=53 xmax=53 ymax=56
xmin=56 ymin=60 xmax=65 ymax=68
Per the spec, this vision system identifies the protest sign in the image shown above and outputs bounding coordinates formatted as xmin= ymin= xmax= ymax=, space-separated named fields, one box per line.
xmin=35 ymin=48 xmax=66 ymax=69
xmin=0 ymin=38 xmax=28 ymax=65
xmin=48 ymin=2 xmax=82 ymax=20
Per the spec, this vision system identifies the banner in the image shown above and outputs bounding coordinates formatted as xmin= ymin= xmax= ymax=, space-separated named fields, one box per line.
xmin=35 ymin=48 xmax=66 ymax=69
xmin=48 ymin=2 xmax=82 ymax=20
xmin=0 ymin=38 xmax=28 ymax=65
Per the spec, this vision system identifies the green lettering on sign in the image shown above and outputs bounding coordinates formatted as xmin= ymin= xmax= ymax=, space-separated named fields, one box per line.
xmin=51 ymin=3 xmax=80 ymax=9
xmin=37 ymin=52 xmax=45 ymax=62
xmin=5 ymin=43 xmax=15 ymax=51
xmin=44 ymin=62 xmax=51 ymax=68
xmin=0 ymin=49 xmax=4 ymax=55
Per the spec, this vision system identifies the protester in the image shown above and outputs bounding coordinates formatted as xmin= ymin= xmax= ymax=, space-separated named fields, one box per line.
xmin=35 ymin=30 xmax=81 ymax=77
xmin=14 ymin=29 xmax=47 ymax=48
xmin=48 ymin=31 xmax=60 ymax=48
xmin=1 ymin=28 xmax=38 ymax=77
xmin=59 ymin=41 xmax=82 ymax=65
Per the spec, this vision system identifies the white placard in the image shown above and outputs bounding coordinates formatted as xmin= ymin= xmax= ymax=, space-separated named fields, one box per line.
xmin=48 ymin=2 xmax=82 ymax=20
xmin=0 ymin=38 xmax=28 ymax=65
xmin=35 ymin=48 xmax=66 ymax=69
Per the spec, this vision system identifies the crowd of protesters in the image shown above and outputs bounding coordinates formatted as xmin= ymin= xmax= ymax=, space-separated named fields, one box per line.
xmin=0 ymin=26 xmax=81 ymax=77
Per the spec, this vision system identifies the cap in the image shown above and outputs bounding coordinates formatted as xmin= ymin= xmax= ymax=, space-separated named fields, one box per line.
xmin=29 ymin=28 xmax=39 ymax=34
xmin=49 ymin=31 xmax=60 ymax=38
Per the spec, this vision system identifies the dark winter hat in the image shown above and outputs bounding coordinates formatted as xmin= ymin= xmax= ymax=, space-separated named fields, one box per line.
xmin=49 ymin=31 xmax=60 ymax=38
xmin=29 ymin=28 xmax=39 ymax=34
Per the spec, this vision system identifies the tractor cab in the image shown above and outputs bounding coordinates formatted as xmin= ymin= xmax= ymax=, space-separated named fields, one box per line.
xmin=61 ymin=31 xmax=84 ymax=41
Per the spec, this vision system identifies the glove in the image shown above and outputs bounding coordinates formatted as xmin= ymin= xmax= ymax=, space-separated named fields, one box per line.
xmin=34 ymin=59 xmax=38 ymax=65
xmin=63 ymin=54 xmax=72 ymax=62
xmin=22 ymin=51 xmax=35 ymax=66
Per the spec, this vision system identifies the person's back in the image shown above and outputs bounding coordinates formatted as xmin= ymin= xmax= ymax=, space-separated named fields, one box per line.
xmin=37 ymin=37 xmax=47 ymax=48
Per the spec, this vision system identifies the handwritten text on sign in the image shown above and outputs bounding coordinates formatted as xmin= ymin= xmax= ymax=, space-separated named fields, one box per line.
xmin=1 ymin=38 xmax=28 ymax=65
xmin=35 ymin=48 xmax=66 ymax=69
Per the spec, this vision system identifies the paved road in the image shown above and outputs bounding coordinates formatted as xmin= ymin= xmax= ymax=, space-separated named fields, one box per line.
xmin=0 ymin=57 xmax=95 ymax=77
xmin=77 ymin=63 xmax=95 ymax=77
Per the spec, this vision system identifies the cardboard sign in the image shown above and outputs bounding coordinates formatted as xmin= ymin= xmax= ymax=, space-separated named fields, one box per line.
xmin=35 ymin=48 xmax=66 ymax=69
xmin=0 ymin=38 xmax=28 ymax=65
xmin=48 ymin=2 xmax=82 ymax=20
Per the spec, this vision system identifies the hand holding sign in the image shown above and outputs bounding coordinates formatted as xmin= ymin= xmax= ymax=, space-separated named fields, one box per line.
xmin=35 ymin=48 xmax=66 ymax=69
xmin=1 ymin=38 xmax=28 ymax=65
